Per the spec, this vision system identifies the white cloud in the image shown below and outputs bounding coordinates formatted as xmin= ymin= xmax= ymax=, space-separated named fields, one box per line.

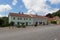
xmin=0 ymin=4 xmax=12 ymax=12
xmin=49 ymin=0 xmax=60 ymax=4
xmin=22 ymin=0 xmax=59 ymax=15
xmin=0 ymin=15 xmax=2 ymax=17
xmin=12 ymin=0 xmax=17 ymax=5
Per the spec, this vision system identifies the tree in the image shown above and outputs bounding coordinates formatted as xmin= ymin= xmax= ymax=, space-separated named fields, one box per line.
xmin=46 ymin=10 xmax=60 ymax=18
xmin=0 ymin=18 xmax=4 ymax=26
xmin=0 ymin=17 xmax=10 ymax=27
xmin=46 ymin=13 xmax=53 ymax=18
xmin=21 ymin=23 xmax=26 ymax=28
xmin=52 ymin=10 xmax=60 ymax=17
xmin=9 ymin=21 xmax=14 ymax=26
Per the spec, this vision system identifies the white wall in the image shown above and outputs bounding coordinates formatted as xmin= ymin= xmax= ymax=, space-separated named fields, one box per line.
xmin=9 ymin=16 xmax=34 ymax=25
xmin=33 ymin=18 xmax=48 ymax=25
xmin=9 ymin=16 xmax=48 ymax=26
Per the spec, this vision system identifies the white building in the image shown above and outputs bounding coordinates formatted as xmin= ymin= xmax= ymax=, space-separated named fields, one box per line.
xmin=8 ymin=13 xmax=48 ymax=26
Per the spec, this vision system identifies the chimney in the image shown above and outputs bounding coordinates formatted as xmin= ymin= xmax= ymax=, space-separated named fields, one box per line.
xmin=19 ymin=12 xmax=20 ymax=14
xmin=22 ymin=12 xmax=24 ymax=14
xmin=36 ymin=13 xmax=38 ymax=16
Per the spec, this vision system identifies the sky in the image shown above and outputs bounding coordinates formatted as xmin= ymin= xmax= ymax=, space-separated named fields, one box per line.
xmin=0 ymin=0 xmax=60 ymax=17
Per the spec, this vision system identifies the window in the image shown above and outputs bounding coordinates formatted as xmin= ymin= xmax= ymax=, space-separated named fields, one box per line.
xmin=26 ymin=22 xmax=28 ymax=26
xmin=39 ymin=22 xmax=42 ymax=24
xmin=24 ymin=18 xmax=28 ymax=20
xmin=13 ymin=17 xmax=15 ymax=20
xmin=26 ymin=18 xmax=28 ymax=20
xmin=20 ymin=18 xmax=22 ymax=20
xmin=18 ymin=17 xmax=19 ymax=20
xmin=29 ymin=18 xmax=31 ymax=20
xmin=17 ymin=22 xmax=19 ymax=25
xmin=24 ymin=18 xmax=25 ymax=20
xmin=29 ymin=22 xmax=31 ymax=24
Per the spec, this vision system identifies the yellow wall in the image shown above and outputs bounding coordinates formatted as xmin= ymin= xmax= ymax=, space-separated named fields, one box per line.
xmin=48 ymin=20 xmax=60 ymax=25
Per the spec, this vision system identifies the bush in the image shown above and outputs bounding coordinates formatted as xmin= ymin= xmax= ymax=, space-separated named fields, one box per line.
xmin=51 ymin=21 xmax=57 ymax=24
xmin=1 ymin=24 xmax=6 ymax=27
xmin=9 ymin=21 xmax=14 ymax=26
xmin=16 ymin=25 xmax=21 ymax=28
xmin=0 ymin=23 xmax=9 ymax=27
xmin=22 ymin=25 xmax=26 ymax=28
xmin=34 ymin=24 xmax=37 ymax=27
xmin=21 ymin=23 xmax=26 ymax=28
xmin=34 ymin=22 xmax=38 ymax=27
xmin=0 ymin=18 xmax=4 ymax=27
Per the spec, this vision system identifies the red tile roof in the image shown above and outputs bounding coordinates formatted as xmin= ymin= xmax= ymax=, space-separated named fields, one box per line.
xmin=48 ymin=16 xmax=59 ymax=21
xmin=48 ymin=18 xmax=53 ymax=21
xmin=9 ymin=13 xmax=32 ymax=18
xmin=9 ymin=12 xmax=47 ymax=18
xmin=53 ymin=16 xmax=59 ymax=20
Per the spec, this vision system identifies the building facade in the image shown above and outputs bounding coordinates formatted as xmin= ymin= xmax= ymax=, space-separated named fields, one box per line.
xmin=48 ymin=16 xmax=60 ymax=25
xmin=9 ymin=13 xmax=48 ymax=26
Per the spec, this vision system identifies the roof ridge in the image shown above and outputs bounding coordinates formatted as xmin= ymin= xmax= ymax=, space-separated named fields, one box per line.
xmin=9 ymin=13 xmax=47 ymax=18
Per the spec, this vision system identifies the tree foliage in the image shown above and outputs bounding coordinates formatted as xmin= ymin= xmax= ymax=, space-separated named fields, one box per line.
xmin=0 ymin=18 xmax=4 ymax=26
xmin=46 ymin=13 xmax=53 ymax=18
xmin=46 ymin=10 xmax=60 ymax=18
xmin=52 ymin=10 xmax=60 ymax=17
xmin=0 ymin=17 xmax=9 ymax=27
xmin=9 ymin=21 xmax=14 ymax=26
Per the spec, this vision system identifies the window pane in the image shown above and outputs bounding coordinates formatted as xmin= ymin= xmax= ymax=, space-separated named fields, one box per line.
xmin=13 ymin=17 xmax=15 ymax=20
xmin=17 ymin=22 xmax=19 ymax=25
xmin=29 ymin=18 xmax=31 ymax=20
xmin=29 ymin=22 xmax=31 ymax=24
xmin=24 ymin=18 xmax=25 ymax=20
xmin=18 ymin=17 xmax=19 ymax=20
xmin=20 ymin=18 xmax=22 ymax=20
xmin=24 ymin=18 xmax=28 ymax=20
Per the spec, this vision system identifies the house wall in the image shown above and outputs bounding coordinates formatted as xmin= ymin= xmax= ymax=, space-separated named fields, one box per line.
xmin=33 ymin=18 xmax=48 ymax=25
xmin=9 ymin=16 xmax=34 ymax=26
xmin=9 ymin=16 xmax=48 ymax=26
xmin=9 ymin=16 xmax=12 ymax=23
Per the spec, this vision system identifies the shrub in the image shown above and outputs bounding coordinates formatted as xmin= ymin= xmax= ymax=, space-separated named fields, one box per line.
xmin=0 ymin=18 xmax=4 ymax=27
xmin=21 ymin=23 xmax=26 ymax=28
xmin=1 ymin=24 xmax=6 ymax=27
xmin=9 ymin=21 xmax=14 ymax=26
xmin=34 ymin=22 xmax=38 ymax=27
xmin=34 ymin=24 xmax=37 ymax=27
xmin=51 ymin=21 xmax=57 ymax=24
xmin=16 ymin=25 xmax=21 ymax=28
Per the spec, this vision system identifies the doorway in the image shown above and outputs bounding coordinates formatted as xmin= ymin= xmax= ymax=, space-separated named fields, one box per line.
xmin=26 ymin=22 xmax=28 ymax=26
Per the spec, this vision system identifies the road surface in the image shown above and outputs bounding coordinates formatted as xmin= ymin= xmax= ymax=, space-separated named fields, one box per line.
xmin=0 ymin=25 xmax=60 ymax=40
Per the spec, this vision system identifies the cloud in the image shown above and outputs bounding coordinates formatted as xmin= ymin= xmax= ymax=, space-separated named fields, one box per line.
xmin=0 ymin=4 xmax=12 ymax=12
xmin=22 ymin=0 xmax=59 ymax=15
xmin=49 ymin=0 xmax=60 ymax=4
xmin=0 ymin=15 xmax=2 ymax=17
xmin=12 ymin=0 xmax=17 ymax=5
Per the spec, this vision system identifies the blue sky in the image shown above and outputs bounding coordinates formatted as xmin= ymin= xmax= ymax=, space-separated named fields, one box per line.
xmin=0 ymin=0 xmax=27 ymax=16
xmin=0 ymin=0 xmax=60 ymax=17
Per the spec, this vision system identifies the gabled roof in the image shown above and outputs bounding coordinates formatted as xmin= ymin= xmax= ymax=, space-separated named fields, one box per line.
xmin=9 ymin=12 xmax=47 ymax=18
